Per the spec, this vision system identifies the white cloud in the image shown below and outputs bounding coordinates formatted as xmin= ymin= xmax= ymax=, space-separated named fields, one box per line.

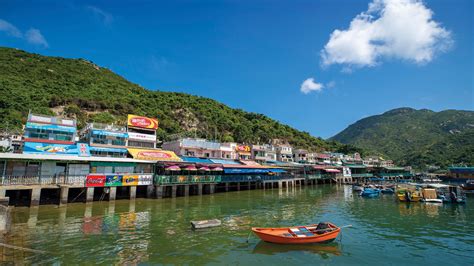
xmin=0 ymin=19 xmax=22 ymax=37
xmin=326 ymin=81 xmax=336 ymax=88
xmin=321 ymin=0 xmax=452 ymax=68
xmin=87 ymin=6 xmax=114 ymax=25
xmin=0 ymin=19 xmax=48 ymax=48
xmin=300 ymin=78 xmax=324 ymax=94
xmin=25 ymin=28 xmax=48 ymax=47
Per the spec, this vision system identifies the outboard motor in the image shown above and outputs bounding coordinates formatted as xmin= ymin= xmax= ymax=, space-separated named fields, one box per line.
xmin=316 ymin=222 xmax=332 ymax=234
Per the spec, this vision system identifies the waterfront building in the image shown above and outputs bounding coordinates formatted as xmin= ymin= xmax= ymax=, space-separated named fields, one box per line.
xmin=276 ymin=144 xmax=293 ymax=163
xmin=235 ymin=144 xmax=251 ymax=160
xmin=251 ymin=144 xmax=266 ymax=163
xmin=447 ymin=166 xmax=474 ymax=179
xmin=293 ymin=149 xmax=308 ymax=163
xmin=126 ymin=114 xmax=158 ymax=149
xmin=0 ymin=132 xmax=22 ymax=153
xmin=80 ymin=123 xmax=128 ymax=158
xmin=22 ymin=114 xmax=91 ymax=157
xmin=162 ymin=138 xmax=221 ymax=158
xmin=219 ymin=142 xmax=237 ymax=159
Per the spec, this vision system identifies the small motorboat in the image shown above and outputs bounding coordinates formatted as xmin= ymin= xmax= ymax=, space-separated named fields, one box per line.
xmin=421 ymin=188 xmax=443 ymax=203
xmin=352 ymin=184 xmax=364 ymax=192
xmin=251 ymin=222 xmax=341 ymax=244
xmin=360 ymin=188 xmax=381 ymax=197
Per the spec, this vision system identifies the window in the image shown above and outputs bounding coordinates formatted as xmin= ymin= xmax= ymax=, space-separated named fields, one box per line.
xmin=128 ymin=140 xmax=155 ymax=148
xmin=68 ymin=164 xmax=89 ymax=176
xmin=114 ymin=166 xmax=134 ymax=173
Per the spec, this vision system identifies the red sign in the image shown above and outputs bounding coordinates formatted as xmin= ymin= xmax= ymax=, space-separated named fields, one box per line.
xmin=86 ymin=174 xmax=106 ymax=187
xmin=127 ymin=115 xmax=158 ymax=129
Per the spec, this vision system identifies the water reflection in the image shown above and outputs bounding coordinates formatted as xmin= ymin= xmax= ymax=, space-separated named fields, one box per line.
xmin=252 ymin=241 xmax=342 ymax=258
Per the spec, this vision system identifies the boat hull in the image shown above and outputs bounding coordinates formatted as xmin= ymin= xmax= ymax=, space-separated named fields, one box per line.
xmin=252 ymin=224 xmax=340 ymax=244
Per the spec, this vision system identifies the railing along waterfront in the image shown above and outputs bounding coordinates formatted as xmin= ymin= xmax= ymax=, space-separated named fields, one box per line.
xmin=221 ymin=175 xmax=293 ymax=182
xmin=1 ymin=175 xmax=87 ymax=186
xmin=155 ymin=175 xmax=221 ymax=185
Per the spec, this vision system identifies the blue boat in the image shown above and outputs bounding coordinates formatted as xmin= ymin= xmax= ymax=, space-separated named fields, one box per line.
xmin=360 ymin=188 xmax=381 ymax=197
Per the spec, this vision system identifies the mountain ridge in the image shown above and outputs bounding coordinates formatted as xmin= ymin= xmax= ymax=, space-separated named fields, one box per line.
xmin=331 ymin=107 xmax=474 ymax=169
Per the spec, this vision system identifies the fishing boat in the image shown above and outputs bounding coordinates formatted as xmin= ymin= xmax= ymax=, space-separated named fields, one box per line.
xmin=352 ymin=184 xmax=364 ymax=192
xmin=421 ymin=188 xmax=443 ymax=203
xmin=251 ymin=222 xmax=341 ymax=244
xmin=397 ymin=189 xmax=422 ymax=202
xmin=360 ymin=188 xmax=381 ymax=197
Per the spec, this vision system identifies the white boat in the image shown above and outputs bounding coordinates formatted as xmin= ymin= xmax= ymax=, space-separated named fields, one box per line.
xmin=423 ymin=198 xmax=443 ymax=203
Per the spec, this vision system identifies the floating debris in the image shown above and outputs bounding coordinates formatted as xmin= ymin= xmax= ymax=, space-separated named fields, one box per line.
xmin=191 ymin=219 xmax=221 ymax=229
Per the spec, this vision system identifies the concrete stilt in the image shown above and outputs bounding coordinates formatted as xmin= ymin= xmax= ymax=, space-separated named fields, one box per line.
xmin=278 ymin=181 xmax=282 ymax=189
xmin=171 ymin=185 xmax=177 ymax=198
xmin=109 ymin=187 xmax=117 ymax=201
xmin=86 ymin=187 xmax=94 ymax=203
xmin=210 ymin=184 xmax=215 ymax=194
xmin=30 ymin=188 xmax=41 ymax=206
xmin=197 ymin=184 xmax=203 ymax=195
xmin=225 ymin=183 xmax=229 ymax=192
xmin=247 ymin=182 xmax=251 ymax=190
xmin=146 ymin=185 xmax=155 ymax=198
xmin=237 ymin=183 xmax=240 ymax=191
xmin=156 ymin=186 xmax=163 ymax=199
xmin=59 ymin=186 xmax=69 ymax=206
xmin=184 ymin=185 xmax=189 ymax=197
xmin=27 ymin=206 xmax=39 ymax=228
xmin=130 ymin=186 xmax=137 ymax=200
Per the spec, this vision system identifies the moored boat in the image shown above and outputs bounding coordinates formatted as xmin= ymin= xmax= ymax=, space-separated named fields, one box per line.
xmin=381 ymin=187 xmax=395 ymax=194
xmin=352 ymin=184 xmax=364 ymax=192
xmin=251 ymin=222 xmax=341 ymax=244
xmin=461 ymin=180 xmax=474 ymax=191
xmin=397 ymin=189 xmax=422 ymax=202
xmin=360 ymin=188 xmax=381 ymax=197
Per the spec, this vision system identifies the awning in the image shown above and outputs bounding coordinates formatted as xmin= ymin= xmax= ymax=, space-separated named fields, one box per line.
xmin=180 ymin=157 xmax=214 ymax=163
xmin=324 ymin=169 xmax=341 ymax=173
xmin=223 ymin=168 xmax=285 ymax=174
xmin=128 ymin=148 xmax=182 ymax=161
xmin=165 ymin=165 xmax=181 ymax=171
xmin=199 ymin=166 xmax=210 ymax=171
xmin=183 ymin=165 xmax=198 ymax=171
xmin=211 ymin=167 xmax=223 ymax=171
xmin=210 ymin=159 xmax=241 ymax=165
xmin=90 ymin=146 xmax=128 ymax=153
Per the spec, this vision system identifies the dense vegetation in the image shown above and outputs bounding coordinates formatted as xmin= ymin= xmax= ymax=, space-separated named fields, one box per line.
xmin=332 ymin=108 xmax=474 ymax=169
xmin=0 ymin=47 xmax=360 ymax=153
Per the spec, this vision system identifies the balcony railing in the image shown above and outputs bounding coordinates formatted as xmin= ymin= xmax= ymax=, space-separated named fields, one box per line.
xmin=155 ymin=175 xmax=221 ymax=185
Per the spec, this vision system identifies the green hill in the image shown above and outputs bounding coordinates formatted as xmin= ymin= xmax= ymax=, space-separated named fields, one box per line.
xmin=331 ymin=107 xmax=474 ymax=169
xmin=0 ymin=47 xmax=358 ymax=153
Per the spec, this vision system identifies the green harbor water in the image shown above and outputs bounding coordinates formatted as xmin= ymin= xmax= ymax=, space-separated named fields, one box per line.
xmin=1 ymin=185 xmax=473 ymax=265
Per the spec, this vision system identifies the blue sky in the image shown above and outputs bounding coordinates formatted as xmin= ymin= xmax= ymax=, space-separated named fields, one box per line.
xmin=1 ymin=0 xmax=472 ymax=138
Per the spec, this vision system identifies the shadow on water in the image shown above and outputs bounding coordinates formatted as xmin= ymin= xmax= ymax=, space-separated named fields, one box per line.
xmin=252 ymin=241 xmax=342 ymax=258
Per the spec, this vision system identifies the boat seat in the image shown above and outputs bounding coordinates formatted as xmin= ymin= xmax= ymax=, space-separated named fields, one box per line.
xmin=288 ymin=227 xmax=314 ymax=237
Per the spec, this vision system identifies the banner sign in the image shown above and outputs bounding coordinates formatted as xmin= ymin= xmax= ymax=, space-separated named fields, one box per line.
xmin=122 ymin=175 xmax=139 ymax=186
xmin=235 ymin=145 xmax=251 ymax=152
xmin=23 ymin=142 xmax=90 ymax=156
xmin=86 ymin=174 xmax=106 ymax=187
xmin=28 ymin=114 xmax=76 ymax=127
xmin=128 ymin=148 xmax=182 ymax=161
xmin=91 ymin=130 xmax=128 ymax=138
xmin=343 ymin=167 xmax=352 ymax=177
xmin=105 ymin=175 xmax=123 ymax=186
xmin=127 ymin=114 xmax=158 ymax=130
xmin=26 ymin=122 xmax=76 ymax=133
xmin=138 ymin=174 xmax=153 ymax=185
xmin=128 ymin=132 xmax=156 ymax=142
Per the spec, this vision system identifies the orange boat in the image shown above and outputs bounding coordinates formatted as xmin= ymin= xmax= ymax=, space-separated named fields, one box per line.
xmin=251 ymin=222 xmax=341 ymax=244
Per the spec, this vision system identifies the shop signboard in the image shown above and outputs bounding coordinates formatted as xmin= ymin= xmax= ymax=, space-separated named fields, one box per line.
xmin=127 ymin=114 xmax=158 ymax=130
xmin=235 ymin=145 xmax=251 ymax=152
xmin=91 ymin=130 xmax=128 ymax=139
xmin=138 ymin=174 xmax=153 ymax=185
xmin=122 ymin=175 xmax=139 ymax=186
xmin=127 ymin=148 xmax=182 ymax=161
xmin=128 ymin=132 xmax=156 ymax=142
xmin=86 ymin=174 xmax=106 ymax=187
xmin=105 ymin=175 xmax=123 ymax=186
xmin=23 ymin=142 xmax=90 ymax=156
